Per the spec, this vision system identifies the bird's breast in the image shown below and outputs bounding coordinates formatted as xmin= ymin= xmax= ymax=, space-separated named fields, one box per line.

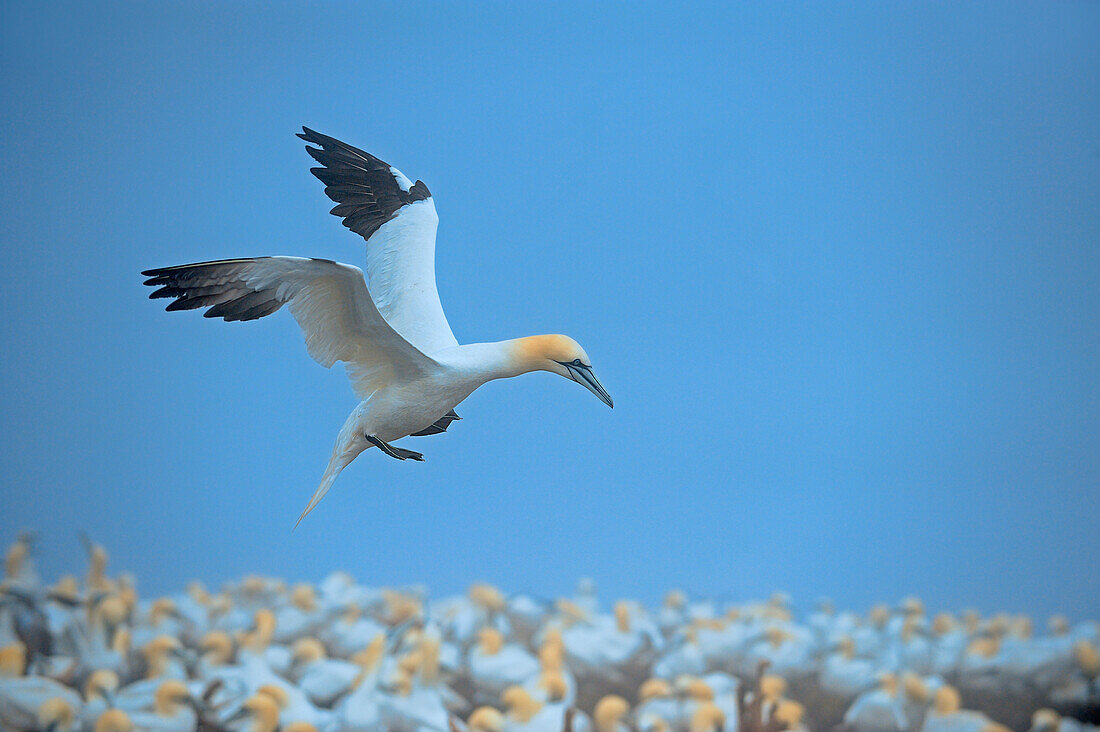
xmin=366 ymin=375 xmax=473 ymax=441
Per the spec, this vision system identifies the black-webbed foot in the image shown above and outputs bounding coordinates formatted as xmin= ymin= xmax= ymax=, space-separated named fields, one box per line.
xmin=367 ymin=435 xmax=425 ymax=462
xmin=390 ymin=446 xmax=424 ymax=461
xmin=409 ymin=409 xmax=461 ymax=437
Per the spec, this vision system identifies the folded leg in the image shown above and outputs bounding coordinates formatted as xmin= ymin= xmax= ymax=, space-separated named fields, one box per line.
xmin=366 ymin=434 xmax=424 ymax=461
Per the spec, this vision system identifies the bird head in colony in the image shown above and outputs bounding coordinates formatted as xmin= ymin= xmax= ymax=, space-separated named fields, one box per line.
xmin=513 ymin=334 xmax=614 ymax=408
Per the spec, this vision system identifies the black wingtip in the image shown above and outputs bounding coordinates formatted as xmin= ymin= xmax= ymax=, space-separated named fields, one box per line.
xmin=298 ymin=126 xmax=330 ymax=148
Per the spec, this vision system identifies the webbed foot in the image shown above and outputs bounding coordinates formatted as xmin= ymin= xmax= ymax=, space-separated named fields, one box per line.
xmin=366 ymin=435 xmax=425 ymax=461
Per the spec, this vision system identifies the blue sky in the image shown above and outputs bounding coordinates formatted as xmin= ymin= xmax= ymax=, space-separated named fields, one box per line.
xmin=1 ymin=2 xmax=1097 ymax=620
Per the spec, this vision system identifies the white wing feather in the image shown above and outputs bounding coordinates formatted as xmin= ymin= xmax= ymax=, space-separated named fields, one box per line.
xmin=297 ymin=128 xmax=460 ymax=356
xmin=363 ymin=197 xmax=459 ymax=355
xmin=143 ymin=256 xmax=437 ymax=398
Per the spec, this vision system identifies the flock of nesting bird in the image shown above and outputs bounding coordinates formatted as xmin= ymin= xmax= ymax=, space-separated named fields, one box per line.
xmin=4 ymin=124 xmax=1084 ymax=731
xmin=1 ymin=533 xmax=1097 ymax=732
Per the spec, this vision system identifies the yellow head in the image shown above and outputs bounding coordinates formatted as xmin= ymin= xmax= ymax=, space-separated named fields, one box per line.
xmin=543 ymin=626 xmax=564 ymax=650
xmin=242 ymin=575 xmax=266 ymax=596
xmin=689 ymin=702 xmax=725 ymax=732
xmin=96 ymin=596 xmax=128 ymax=627
xmin=112 ymin=628 xmax=131 ymax=655
xmin=501 ymin=686 xmax=542 ymax=722
xmin=664 ymin=589 xmax=686 ymax=609
xmin=290 ymin=584 xmax=317 ymax=612
xmin=639 ymin=714 xmax=671 ymax=732
xmin=186 ymin=580 xmax=209 ymax=605
xmin=933 ymin=685 xmax=960 ymax=715
xmin=902 ymin=673 xmax=928 ymax=702
xmin=4 ymin=537 xmax=29 ymax=578
xmin=382 ymin=589 xmax=421 ymax=624
xmin=932 ymin=613 xmax=955 ymax=636
xmin=153 ymin=680 xmax=190 ymax=716
xmin=0 ymin=642 xmax=26 ymax=677
xmin=537 ymin=670 xmax=568 ymax=702
xmin=201 ymin=631 xmax=234 ymax=665
xmin=775 ymin=700 xmax=805 ymax=728
xmin=759 ymin=674 xmax=787 ymax=700
xmin=397 ymin=649 xmax=423 ymax=676
xmin=256 ymin=684 xmax=290 ymax=709
xmin=84 ymin=669 xmax=121 ymax=701
xmin=469 ymin=583 xmax=506 ymax=612
xmin=878 ymin=672 xmax=898 ymax=697
xmin=511 ymin=335 xmax=613 ymax=408
xmin=88 ymin=545 xmax=109 ymax=587
xmin=142 ymin=635 xmax=182 ymax=678
xmin=614 ymin=601 xmax=631 ymax=633
xmin=901 ymin=596 xmax=924 ymax=617
xmin=292 ymin=638 xmax=325 ymax=666
xmin=418 ymin=636 xmax=441 ymax=684
xmin=539 ymin=638 xmax=564 ymax=671
xmin=242 ymin=610 xmax=276 ymax=651
xmin=241 ymin=693 xmax=281 ymax=732
xmin=966 ymin=637 xmax=1000 ymax=659
xmin=352 ymin=633 xmax=386 ymax=673
xmin=1031 ymin=709 xmax=1061 ymax=731
xmin=150 ymin=598 xmax=177 ymax=624
xmin=986 ymin=613 xmax=1010 ymax=637
xmin=766 ymin=626 xmax=787 ymax=648
xmin=594 ymin=695 xmax=630 ymax=732
xmin=37 ymin=698 xmax=76 ymax=731
xmin=686 ymin=679 xmax=714 ymax=702
xmin=52 ymin=575 xmax=80 ymax=603
xmin=478 ymin=627 xmax=505 ymax=656
xmin=93 ymin=710 xmax=133 ymax=732
xmin=556 ymin=599 xmax=588 ymax=625
xmin=1074 ymin=640 xmax=1100 ymax=677
xmin=283 ymin=724 xmax=318 ymax=732
xmin=639 ymin=678 xmax=672 ymax=701
xmin=469 ymin=707 xmax=506 ymax=732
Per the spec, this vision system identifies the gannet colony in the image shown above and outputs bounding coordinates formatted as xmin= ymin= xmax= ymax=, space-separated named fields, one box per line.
xmin=1 ymin=534 xmax=1097 ymax=732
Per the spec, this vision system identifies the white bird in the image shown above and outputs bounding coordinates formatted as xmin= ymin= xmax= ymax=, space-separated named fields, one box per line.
xmin=0 ymin=643 xmax=83 ymax=731
xmin=842 ymin=673 xmax=908 ymax=732
xmin=126 ymin=681 xmax=196 ymax=732
xmin=143 ymin=127 xmax=613 ymax=526
xmin=467 ymin=628 xmax=539 ymax=703
xmin=288 ymin=637 xmax=360 ymax=707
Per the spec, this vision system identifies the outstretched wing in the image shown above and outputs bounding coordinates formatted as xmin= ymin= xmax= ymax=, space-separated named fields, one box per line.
xmin=298 ymin=127 xmax=460 ymax=356
xmin=142 ymin=256 xmax=437 ymax=397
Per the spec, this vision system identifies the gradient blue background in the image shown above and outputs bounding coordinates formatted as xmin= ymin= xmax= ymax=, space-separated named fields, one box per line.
xmin=1 ymin=2 xmax=1098 ymax=620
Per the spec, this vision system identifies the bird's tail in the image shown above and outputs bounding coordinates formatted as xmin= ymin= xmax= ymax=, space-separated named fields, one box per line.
xmin=294 ymin=451 xmax=355 ymax=529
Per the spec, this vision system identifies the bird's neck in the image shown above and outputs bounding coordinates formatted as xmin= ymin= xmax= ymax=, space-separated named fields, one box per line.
xmin=446 ymin=339 xmax=546 ymax=384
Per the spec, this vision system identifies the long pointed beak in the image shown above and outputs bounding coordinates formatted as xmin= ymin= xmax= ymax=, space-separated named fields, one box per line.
xmin=568 ymin=365 xmax=614 ymax=408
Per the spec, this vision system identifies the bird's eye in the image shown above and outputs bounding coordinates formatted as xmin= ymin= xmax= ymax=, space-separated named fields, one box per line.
xmin=572 ymin=359 xmax=583 ymax=366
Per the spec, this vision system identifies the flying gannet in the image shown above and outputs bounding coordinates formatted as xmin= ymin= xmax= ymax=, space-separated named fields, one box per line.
xmin=143 ymin=128 xmax=613 ymax=526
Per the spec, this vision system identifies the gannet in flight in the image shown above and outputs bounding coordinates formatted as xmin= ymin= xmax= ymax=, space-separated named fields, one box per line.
xmin=143 ymin=128 xmax=612 ymax=526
